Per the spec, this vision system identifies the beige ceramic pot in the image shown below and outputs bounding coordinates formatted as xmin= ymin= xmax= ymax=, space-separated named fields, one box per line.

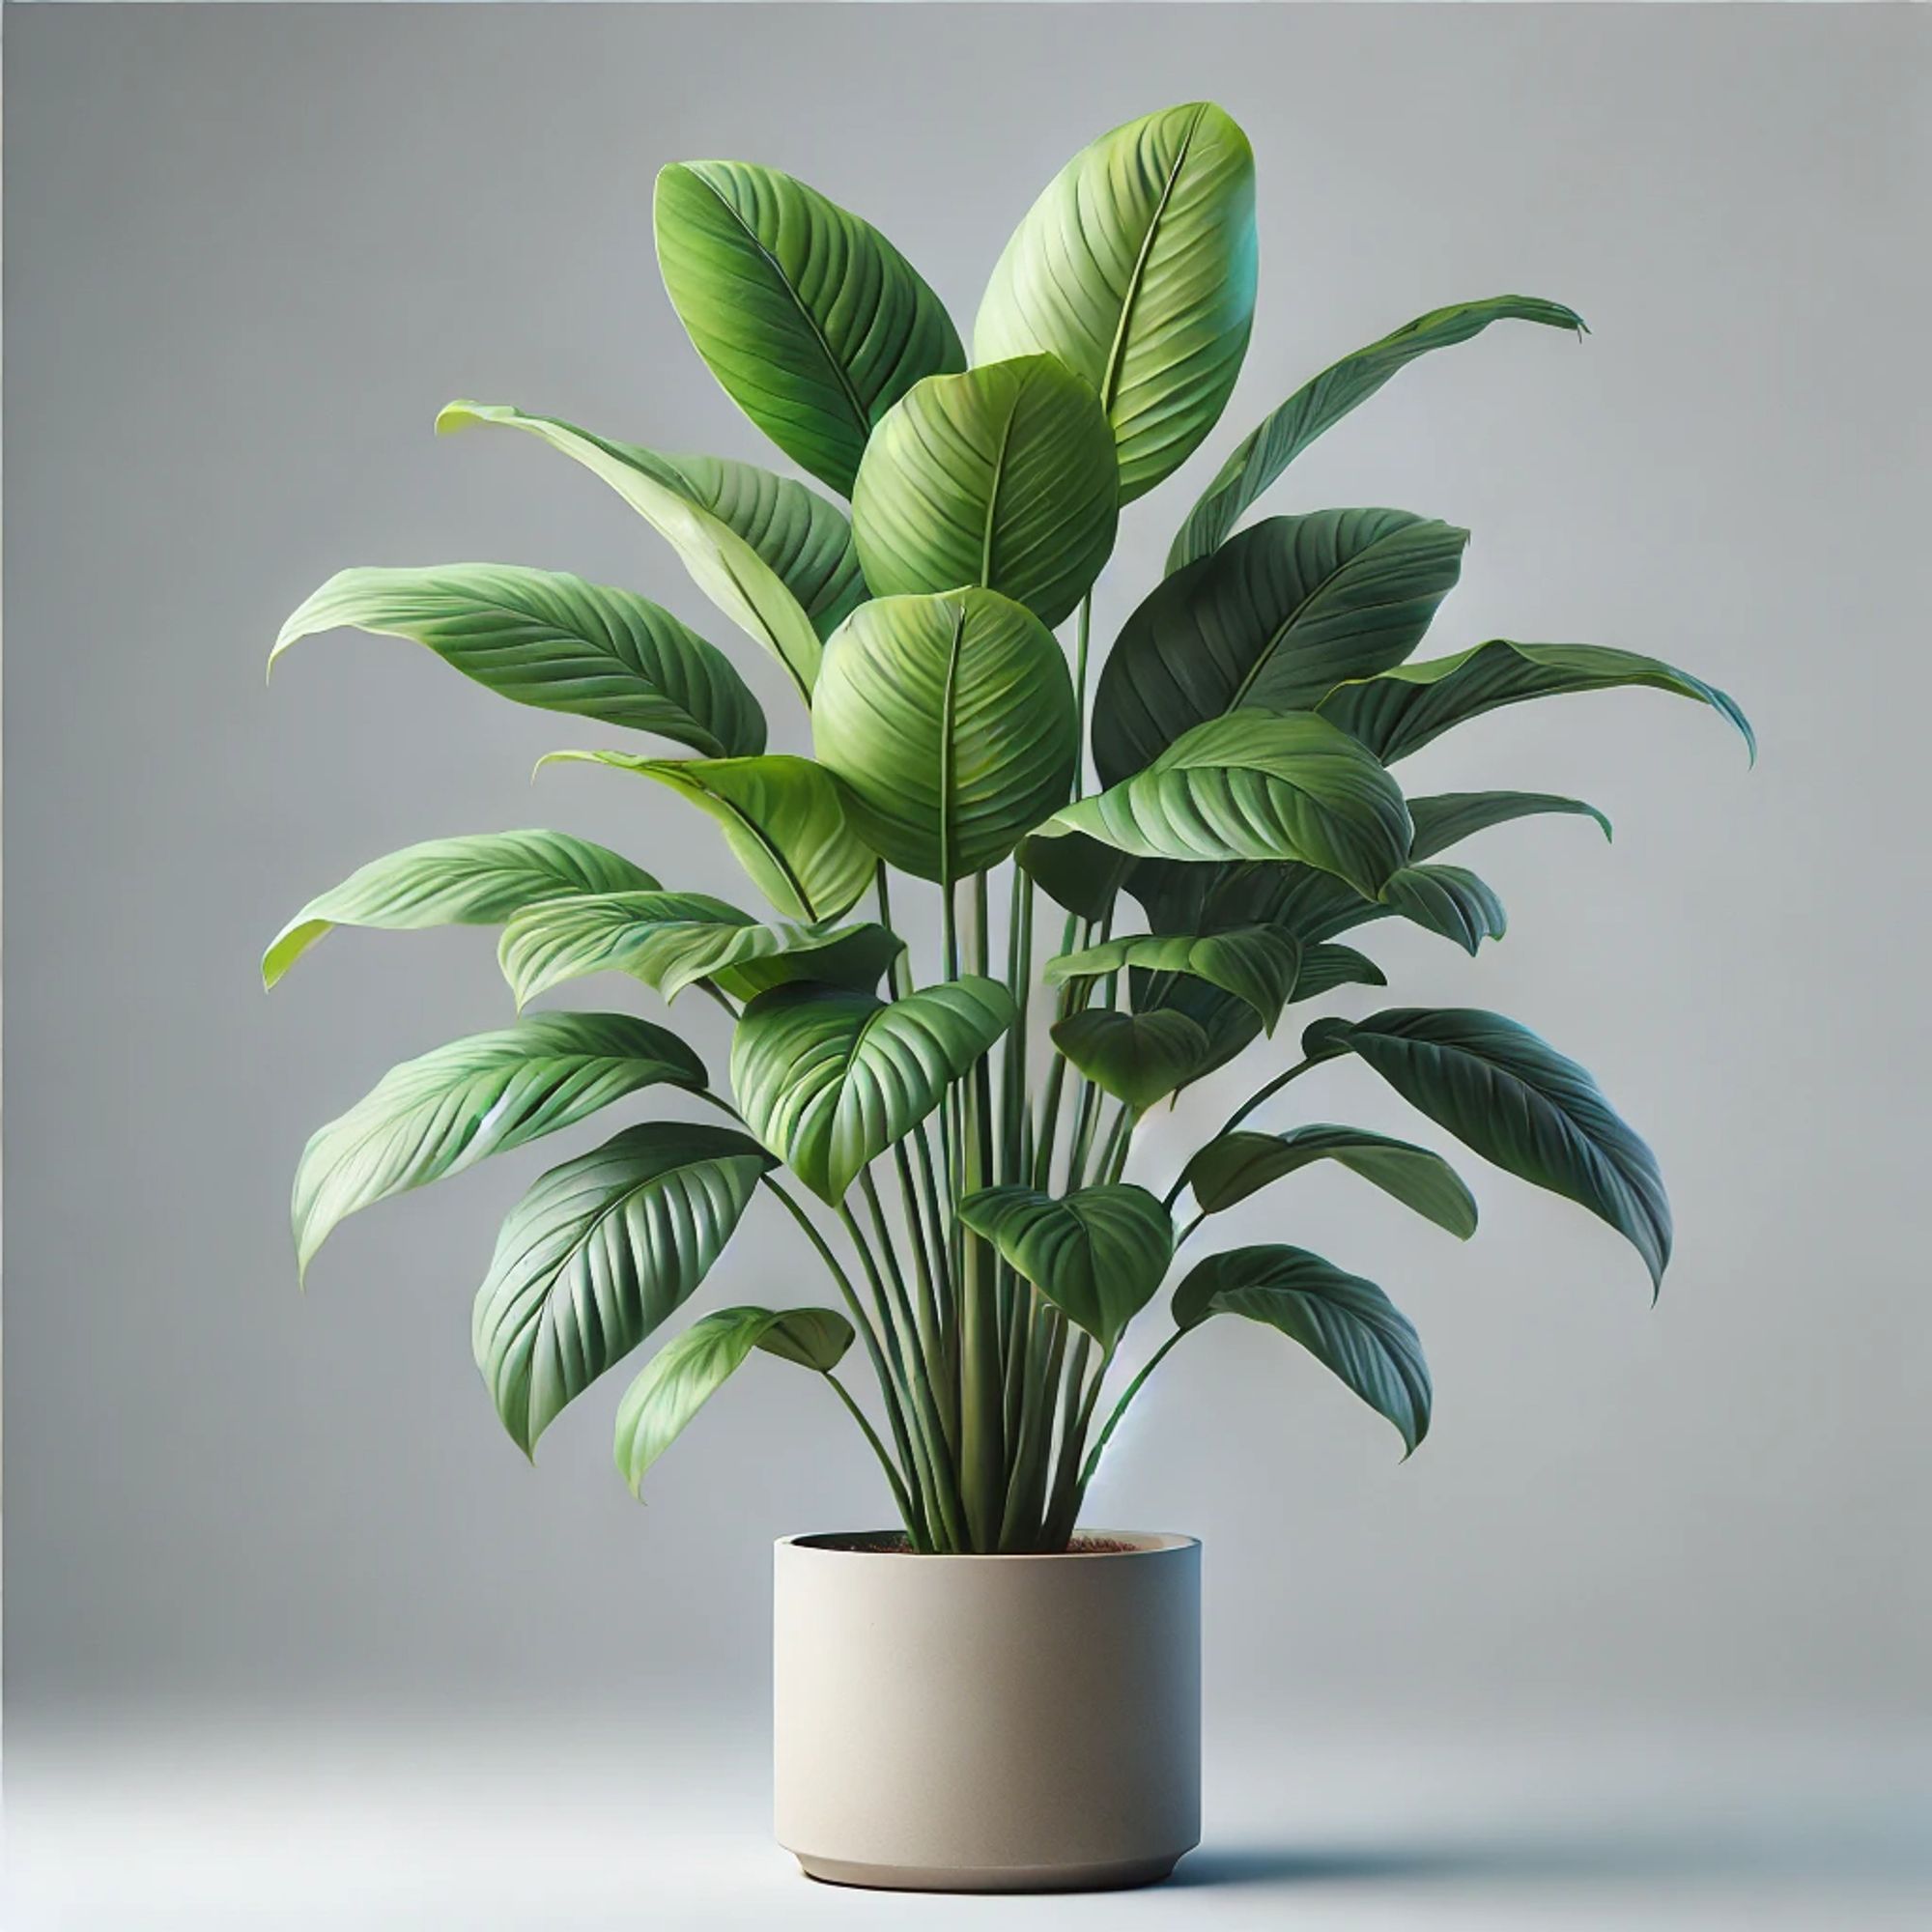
xmin=773 ymin=1529 xmax=1201 ymax=1892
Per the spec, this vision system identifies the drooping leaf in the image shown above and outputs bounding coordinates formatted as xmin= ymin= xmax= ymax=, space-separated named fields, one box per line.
xmin=1293 ymin=943 xmax=1388 ymax=1000
xmin=731 ymin=978 xmax=1016 ymax=1203
xmin=263 ymin=830 xmax=657 ymax=989
xmin=614 ymin=1304 xmax=855 ymax=1496
xmin=498 ymin=890 xmax=753 ymax=1008
xmin=654 ymin=160 xmax=964 ymax=497
xmin=291 ymin=1013 xmax=706 ymax=1279
xmin=1049 ymin=1009 xmax=1209 ymax=1114
xmin=1408 ymin=791 xmax=1611 ymax=862
xmin=1185 ymin=1124 xmax=1477 ymax=1237
xmin=1127 ymin=854 xmax=1375 ymax=949
xmin=538 ymin=750 xmax=874 ymax=923
xmin=851 ymin=355 xmax=1118 ymax=625
xmin=636 ymin=920 xmax=905 ymax=1008
xmin=957 ymin=1184 xmax=1174 ymax=1350
xmin=974 ymin=101 xmax=1258 ymax=502
xmin=1128 ymin=974 xmax=1262 ymax=1090
xmin=270 ymin=564 xmax=766 ymax=757
xmin=1171 ymin=1244 xmax=1432 ymax=1454
xmin=1039 ymin=711 xmax=1413 ymax=898
xmin=1093 ymin=511 xmax=1468 ymax=785
xmin=436 ymin=403 xmax=825 ymax=698
xmin=1320 ymin=639 xmax=1755 ymax=766
xmin=1379 ymin=865 xmax=1508 ymax=956
xmin=472 ymin=1122 xmax=776 ymax=1454
xmin=1046 ymin=926 xmax=1303 ymax=1033
xmin=1168 ymin=296 xmax=1586 ymax=572
xmin=1304 ymin=1008 xmax=1671 ymax=1290
xmin=811 ymin=588 xmax=1076 ymax=881
xmin=1016 ymin=831 xmax=1136 ymax=924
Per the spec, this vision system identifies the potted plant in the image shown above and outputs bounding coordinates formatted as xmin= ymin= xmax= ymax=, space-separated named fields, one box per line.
xmin=266 ymin=100 xmax=1751 ymax=1892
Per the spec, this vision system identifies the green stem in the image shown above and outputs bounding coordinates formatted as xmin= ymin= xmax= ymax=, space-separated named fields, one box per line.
xmin=1078 ymin=1328 xmax=1188 ymax=1492
xmin=824 ymin=1372 xmax=919 ymax=1532
xmin=1162 ymin=1055 xmax=1319 ymax=1210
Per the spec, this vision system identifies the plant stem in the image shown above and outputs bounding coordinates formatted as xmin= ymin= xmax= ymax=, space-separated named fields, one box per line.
xmin=1078 ymin=1328 xmax=1188 ymax=1493
xmin=1161 ymin=1055 xmax=1319 ymax=1209
xmin=823 ymin=1372 xmax=919 ymax=1531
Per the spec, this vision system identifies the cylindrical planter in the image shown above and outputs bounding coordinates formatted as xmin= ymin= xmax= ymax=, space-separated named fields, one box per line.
xmin=774 ymin=1530 xmax=1200 ymax=1892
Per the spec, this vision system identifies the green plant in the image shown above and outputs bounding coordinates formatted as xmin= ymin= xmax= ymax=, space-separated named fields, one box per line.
xmin=268 ymin=102 xmax=1750 ymax=1552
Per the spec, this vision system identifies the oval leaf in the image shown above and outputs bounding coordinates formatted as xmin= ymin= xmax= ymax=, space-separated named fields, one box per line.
xmin=615 ymin=1305 xmax=855 ymax=1497
xmin=1408 ymin=791 xmax=1611 ymax=862
xmin=1380 ymin=865 xmax=1507 ymax=956
xmin=655 ymin=160 xmax=964 ymax=497
xmin=1319 ymin=639 xmax=1755 ymax=766
xmin=1303 ymin=1008 xmax=1671 ymax=1290
xmin=1049 ymin=1008 xmax=1209 ymax=1115
xmin=1171 ymin=1244 xmax=1431 ymax=1454
xmin=473 ymin=1122 xmax=776 ymax=1455
xmin=270 ymin=564 xmax=766 ymax=757
xmin=811 ymin=588 xmax=1076 ymax=881
xmin=1040 ymin=710 xmax=1413 ymax=898
xmin=1094 ymin=511 xmax=1468 ymax=786
xmin=436 ymin=403 xmax=825 ymax=698
xmin=851 ymin=355 xmax=1118 ymax=625
xmin=974 ymin=101 xmax=1257 ymax=502
xmin=539 ymin=750 xmax=874 ymax=923
xmin=1169 ymin=296 xmax=1586 ymax=572
xmin=292 ymin=1013 xmax=706 ymax=1279
xmin=957 ymin=1184 xmax=1174 ymax=1350
xmin=1047 ymin=926 xmax=1302 ymax=1034
xmin=731 ymin=978 xmax=1016 ymax=1204
xmin=1185 ymin=1124 xmax=1477 ymax=1237
xmin=263 ymin=830 xmax=658 ymax=989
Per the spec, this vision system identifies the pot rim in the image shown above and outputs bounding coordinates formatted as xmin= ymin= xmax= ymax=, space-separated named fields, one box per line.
xmin=778 ymin=1529 xmax=1197 ymax=1562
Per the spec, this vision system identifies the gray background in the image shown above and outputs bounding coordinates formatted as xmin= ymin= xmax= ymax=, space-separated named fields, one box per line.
xmin=6 ymin=5 xmax=1929 ymax=1924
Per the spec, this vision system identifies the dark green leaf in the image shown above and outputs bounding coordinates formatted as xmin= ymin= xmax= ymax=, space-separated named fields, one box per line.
xmin=1016 ymin=830 xmax=1136 ymax=924
xmin=1047 ymin=926 xmax=1303 ymax=1032
xmin=1380 ymin=865 xmax=1507 ymax=955
xmin=1408 ymin=791 xmax=1611 ymax=861
xmin=1185 ymin=1124 xmax=1477 ymax=1236
xmin=1050 ymin=1009 xmax=1210 ymax=1114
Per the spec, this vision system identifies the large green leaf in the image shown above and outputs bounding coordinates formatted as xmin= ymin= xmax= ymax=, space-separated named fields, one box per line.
xmin=1408 ymin=791 xmax=1611 ymax=861
xmin=291 ymin=1013 xmax=706 ymax=1279
xmin=1185 ymin=1124 xmax=1477 ymax=1237
xmin=472 ymin=1122 xmax=776 ymax=1455
xmin=1304 ymin=1008 xmax=1671 ymax=1290
xmin=1379 ymin=865 xmax=1507 ymax=956
xmin=1049 ymin=1009 xmax=1209 ymax=1114
xmin=655 ymin=160 xmax=964 ymax=497
xmin=614 ymin=1304 xmax=855 ymax=1496
xmin=974 ymin=101 xmax=1257 ymax=502
xmin=1168 ymin=296 xmax=1586 ymax=572
xmin=957 ymin=1184 xmax=1174 ymax=1350
xmin=499 ymin=889 xmax=900 ymax=1009
xmin=538 ymin=749 xmax=874 ymax=923
xmin=1046 ymin=927 xmax=1303 ymax=1033
xmin=270 ymin=564 xmax=766 ymax=757
xmin=1094 ymin=511 xmax=1467 ymax=785
xmin=1016 ymin=829 xmax=1136 ymax=924
xmin=1171 ymin=1244 xmax=1432 ymax=1454
xmin=850 ymin=355 xmax=1118 ymax=625
xmin=436 ymin=402 xmax=825 ymax=698
xmin=811 ymin=588 xmax=1076 ymax=881
xmin=263 ymin=830 xmax=657 ymax=989
xmin=731 ymin=978 xmax=1016 ymax=1203
xmin=1039 ymin=711 xmax=1413 ymax=898
xmin=1319 ymin=639 xmax=1755 ymax=765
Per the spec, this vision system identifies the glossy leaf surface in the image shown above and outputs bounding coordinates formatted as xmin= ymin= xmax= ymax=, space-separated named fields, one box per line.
xmin=1408 ymin=791 xmax=1611 ymax=861
xmin=1047 ymin=926 xmax=1303 ymax=1032
xmin=1380 ymin=865 xmax=1508 ymax=955
xmin=1049 ymin=1009 xmax=1209 ymax=1114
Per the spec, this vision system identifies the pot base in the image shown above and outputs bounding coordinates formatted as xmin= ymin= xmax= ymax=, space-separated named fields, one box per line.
xmin=796 ymin=1851 xmax=1183 ymax=1893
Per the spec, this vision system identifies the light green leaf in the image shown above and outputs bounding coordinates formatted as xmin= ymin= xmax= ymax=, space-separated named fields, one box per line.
xmin=1094 ymin=511 xmax=1468 ymax=785
xmin=655 ymin=160 xmax=964 ymax=497
xmin=1319 ymin=639 xmax=1755 ymax=765
xmin=473 ymin=1122 xmax=776 ymax=1455
xmin=436 ymin=402 xmax=825 ymax=698
xmin=538 ymin=750 xmax=875 ymax=923
xmin=292 ymin=1013 xmax=706 ymax=1279
xmin=615 ymin=1304 xmax=855 ymax=1497
xmin=1049 ymin=1009 xmax=1209 ymax=1115
xmin=957 ymin=1184 xmax=1174 ymax=1350
xmin=1169 ymin=296 xmax=1586 ymax=572
xmin=1408 ymin=791 xmax=1611 ymax=861
xmin=811 ymin=588 xmax=1076 ymax=881
xmin=1172 ymin=1244 xmax=1432 ymax=1454
xmin=637 ymin=920 xmax=905 ymax=1008
xmin=263 ymin=830 xmax=657 ymax=989
xmin=1046 ymin=926 xmax=1303 ymax=1033
xmin=974 ymin=101 xmax=1257 ymax=502
xmin=1304 ymin=1008 xmax=1671 ymax=1290
xmin=1039 ymin=710 xmax=1413 ymax=898
xmin=851 ymin=355 xmax=1118 ymax=625
xmin=1380 ymin=865 xmax=1507 ymax=956
xmin=270 ymin=563 xmax=766 ymax=757
xmin=497 ymin=890 xmax=753 ymax=1008
xmin=1185 ymin=1124 xmax=1477 ymax=1237
xmin=731 ymin=978 xmax=1016 ymax=1204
